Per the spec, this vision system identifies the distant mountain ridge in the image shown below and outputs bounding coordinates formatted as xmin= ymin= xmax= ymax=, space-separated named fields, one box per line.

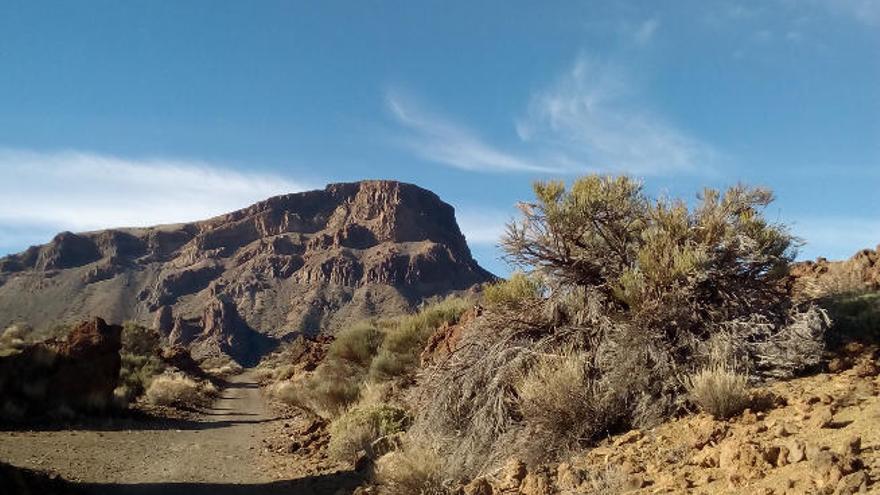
xmin=0 ymin=180 xmax=495 ymax=364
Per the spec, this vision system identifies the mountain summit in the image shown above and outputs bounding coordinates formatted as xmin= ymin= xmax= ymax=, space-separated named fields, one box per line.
xmin=0 ymin=180 xmax=495 ymax=364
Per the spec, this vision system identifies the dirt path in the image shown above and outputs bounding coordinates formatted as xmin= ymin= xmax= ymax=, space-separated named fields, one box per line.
xmin=0 ymin=372 xmax=361 ymax=494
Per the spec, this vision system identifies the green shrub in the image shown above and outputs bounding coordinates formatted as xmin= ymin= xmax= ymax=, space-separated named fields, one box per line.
xmin=484 ymin=272 xmax=544 ymax=309
xmin=369 ymin=298 xmax=469 ymax=381
xmin=116 ymin=322 xmax=165 ymax=404
xmin=328 ymin=404 xmax=410 ymax=461
xmin=327 ymin=322 xmax=383 ymax=368
xmin=821 ymin=292 xmax=880 ymax=347
xmin=405 ymin=175 xmax=822 ymax=479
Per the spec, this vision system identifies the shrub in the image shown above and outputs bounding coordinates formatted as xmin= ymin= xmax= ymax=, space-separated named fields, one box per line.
xmin=145 ymin=373 xmax=216 ymax=409
xmin=272 ymin=365 xmax=363 ymax=418
xmin=117 ymin=352 xmax=165 ymax=402
xmin=121 ymin=321 xmax=160 ymax=356
xmin=404 ymin=175 xmax=820 ymax=478
xmin=516 ymin=352 xmax=619 ymax=455
xmin=327 ymin=404 xmax=409 ymax=461
xmin=374 ymin=445 xmax=451 ymax=495
xmin=821 ymin=292 xmax=880 ymax=347
xmin=369 ymin=298 xmax=469 ymax=381
xmin=687 ymin=365 xmax=750 ymax=419
xmin=483 ymin=272 xmax=544 ymax=309
xmin=116 ymin=322 xmax=165 ymax=404
xmin=328 ymin=322 xmax=383 ymax=368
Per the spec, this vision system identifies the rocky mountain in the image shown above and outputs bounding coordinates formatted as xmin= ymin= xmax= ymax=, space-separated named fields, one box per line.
xmin=0 ymin=180 xmax=495 ymax=364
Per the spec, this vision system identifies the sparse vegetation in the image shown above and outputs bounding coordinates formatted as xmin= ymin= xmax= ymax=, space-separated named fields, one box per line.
xmin=271 ymin=297 xmax=470 ymax=418
xmin=483 ymin=272 xmax=544 ymax=310
xmin=327 ymin=404 xmax=409 ymax=461
xmin=374 ymin=445 xmax=451 ymax=495
xmin=115 ymin=322 xmax=165 ymax=405
xmin=686 ymin=364 xmax=750 ymax=419
xmin=145 ymin=372 xmax=217 ymax=409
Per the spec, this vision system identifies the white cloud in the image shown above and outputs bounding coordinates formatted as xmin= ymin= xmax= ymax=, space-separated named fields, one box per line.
xmin=0 ymin=148 xmax=310 ymax=250
xmin=516 ymin=56 xmax=717 ymax=175
xmin=386 ymin=92 xmax=559 ymax=174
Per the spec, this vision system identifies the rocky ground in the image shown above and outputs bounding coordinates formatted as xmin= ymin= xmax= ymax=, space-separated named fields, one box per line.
xmin=456 ymin=347 xmax=879 ymax=495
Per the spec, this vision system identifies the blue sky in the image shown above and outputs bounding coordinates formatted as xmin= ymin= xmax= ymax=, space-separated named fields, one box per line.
xmin=1 ymin=1 xmax=878 ymax=276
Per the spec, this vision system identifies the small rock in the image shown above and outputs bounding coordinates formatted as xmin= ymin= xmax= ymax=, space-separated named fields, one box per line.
xmin=838 ymin=436 xmax=861 ymax=457
xmin=499 ymin=458 xmax=527 ymax=490
xmin=463 ymin=477 xmax=493 ymax=495
xmin=520 ymin=471 xmax=551 ymax=495
xmin=787 ymin=439 xmax=806 ymax=464
xmin=740 ymin=409 xmax=758 ymax=425
xmin=834 ymin=470 xmax=868 ymax=495
xmin=812 ymin=407 xmax=834 ymax=428
xmin=555 ymin=462 xmax=583 ymax=491
xmin=613 ymin=429 xmax=642 ymax=446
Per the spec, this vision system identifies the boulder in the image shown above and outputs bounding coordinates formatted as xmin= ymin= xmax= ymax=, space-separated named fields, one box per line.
xmin=0 ymin=318 xmax=122 ymax=418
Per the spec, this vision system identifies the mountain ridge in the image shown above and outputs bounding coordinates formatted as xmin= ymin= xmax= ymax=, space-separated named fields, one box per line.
xmin=0 ymin=180 xmax=495 ymax=364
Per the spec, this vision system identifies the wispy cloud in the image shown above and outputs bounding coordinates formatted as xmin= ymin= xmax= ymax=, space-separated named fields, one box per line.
xmin=632 ymin=18 xmax=660 ymax=46
xmin=516 ymin=56 xmax=717 ymax=175
xmin=386 ymin=91 xmax=558 ymax=174
xmin=0 ymin=148 xmax=310 ymax=252
xmin=815 ymin=0 xmax=880 ymax=26
xmin=388 ymin=55 xmax=717 ymax=176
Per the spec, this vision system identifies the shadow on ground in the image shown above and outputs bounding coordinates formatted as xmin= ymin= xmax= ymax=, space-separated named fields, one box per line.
xmin=78 ymin=470 xmax=365 ymax=495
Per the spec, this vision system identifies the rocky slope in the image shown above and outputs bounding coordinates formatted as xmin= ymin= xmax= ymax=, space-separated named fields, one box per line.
xmin=0 ymin=181 xmax=494 ymax=364
xmin=449 ymin=346 xmax=880 ymax=495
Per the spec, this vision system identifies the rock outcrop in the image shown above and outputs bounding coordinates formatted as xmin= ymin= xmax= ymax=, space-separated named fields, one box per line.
xmin=0 ymin=181 xmax=495 ymax=364
xmin=0 ymin=318 xmax=122 ymax=418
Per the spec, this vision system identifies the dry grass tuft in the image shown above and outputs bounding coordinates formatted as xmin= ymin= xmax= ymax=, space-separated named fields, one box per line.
xmin=374 ymin=445 xmax=452 ymax=495
xmin=327 ymin=404 xmax=409 ymax=462
xmin=687 ymin=365 xmax=750 ymax=419
xmin=145 ymin=373 xmax=217 ymax=409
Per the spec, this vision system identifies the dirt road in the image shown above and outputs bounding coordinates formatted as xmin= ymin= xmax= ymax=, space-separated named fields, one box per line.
xmin=0 ymin=372 xmax=360 ymax=494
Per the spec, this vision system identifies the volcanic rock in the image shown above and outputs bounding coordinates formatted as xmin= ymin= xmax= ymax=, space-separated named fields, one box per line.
xmin=0 ymin=317 xmax=122 ymax=417
xmin=0 ymin=181 xmax=495 ymax=364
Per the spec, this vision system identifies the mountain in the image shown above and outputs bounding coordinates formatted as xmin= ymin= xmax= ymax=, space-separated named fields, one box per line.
xmin=0 ymin=180 xmax=495 ymax=364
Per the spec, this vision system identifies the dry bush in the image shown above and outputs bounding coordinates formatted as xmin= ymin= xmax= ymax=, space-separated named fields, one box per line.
xmin=404 ymin=175 xmax=825 ymax=479
xmin=327 ymin=404 xmax=409 ymax=461
xmin=687 ymin=365 xmax=750 ymax=419
xmin=271 ymin=368 xmax=362 ymax=418
xmin=516 ymin=351 xmax=619 ymax=454
xmin=374 ymin=445 xmax=452 ymax=495
xmin=145 ymin=373 xmax=216 ymax=409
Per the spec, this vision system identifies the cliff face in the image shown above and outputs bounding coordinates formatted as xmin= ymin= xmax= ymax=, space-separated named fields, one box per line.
xmin=0 ymin=180 xmax=495 ymax=364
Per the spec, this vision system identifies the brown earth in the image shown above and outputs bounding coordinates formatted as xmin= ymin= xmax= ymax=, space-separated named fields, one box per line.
xmin=457 ymin=348 xmax=880 ymax=495
xmin=0 ymin=180 xmax=495 ymax=365
xmin=0 ymin=371 xmax=363 ymax=495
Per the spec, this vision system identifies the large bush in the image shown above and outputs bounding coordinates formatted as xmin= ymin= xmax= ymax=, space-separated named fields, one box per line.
xmin=407 ymin=175 xmax=826 ymax=479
